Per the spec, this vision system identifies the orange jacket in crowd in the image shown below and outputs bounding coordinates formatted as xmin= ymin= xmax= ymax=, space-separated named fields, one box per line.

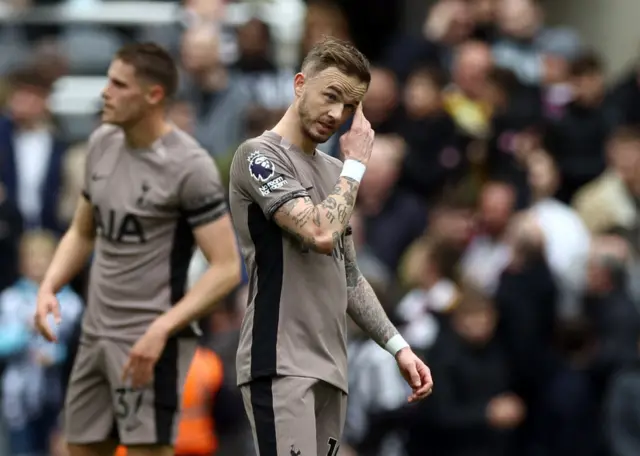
xmin=115 ymin=347 xmax=224 ymax=456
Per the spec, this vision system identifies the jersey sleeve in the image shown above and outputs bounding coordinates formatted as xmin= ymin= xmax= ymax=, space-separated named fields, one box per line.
xmin=231 ymin=141 xmax=309 ymax=219
xmin=179 ymin=153 xmax=229 ymax=229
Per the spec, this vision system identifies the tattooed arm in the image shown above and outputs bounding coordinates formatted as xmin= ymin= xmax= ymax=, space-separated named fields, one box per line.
xmin=344 ymin=235 xmax=399 ymax=348
xmin=272 ymin=176 xmax=359 ymax=254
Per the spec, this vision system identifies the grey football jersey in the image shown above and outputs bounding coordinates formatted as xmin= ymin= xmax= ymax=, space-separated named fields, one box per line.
xmin=229 ymin=131 xmax=351 ymax=393
xmin=81 ymin=125 xmax=227 ymax=342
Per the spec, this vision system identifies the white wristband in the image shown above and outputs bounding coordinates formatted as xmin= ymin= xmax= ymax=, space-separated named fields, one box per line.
xmin=340 ymin=159 xmax=366 ymax=183
xmin=385 ymin=334 xmax=410 ymax=357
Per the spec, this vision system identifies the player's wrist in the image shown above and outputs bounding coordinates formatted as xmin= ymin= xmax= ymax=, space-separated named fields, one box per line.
xmin=151 ymin=314 xmax=174 ymax=338
xmin=385 ymin=334 xmax=410 ymax=357
xmin=340 ymin=159 xmax=366 ymax=183
xmin=38 ymin=281 xmax=56 ymax=297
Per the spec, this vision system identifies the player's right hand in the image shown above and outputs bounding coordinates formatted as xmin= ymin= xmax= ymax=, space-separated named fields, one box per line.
xmin=34 ymin=290 xmax=61 ymax=342
xmin=339 ymin=103 xmax=375 ymax=166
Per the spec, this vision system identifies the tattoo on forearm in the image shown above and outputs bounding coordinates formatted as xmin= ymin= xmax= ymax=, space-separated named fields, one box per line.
xmin=347 ymin=276 xmax=399 ymax=347
xmin=344 ymin=240 xmax=398 ymax=347
xmin=275 ymin=176 xmax=360 ymax=246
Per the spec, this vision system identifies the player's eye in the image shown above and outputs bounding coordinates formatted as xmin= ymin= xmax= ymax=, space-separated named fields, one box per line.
xmin=324 ymin=92 xmax=338 ymax=102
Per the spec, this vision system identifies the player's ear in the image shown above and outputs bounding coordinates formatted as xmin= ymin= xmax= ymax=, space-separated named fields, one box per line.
xmin=146 ymin=84 xmax=165 ymax=106
xmin=293 ymin=73 xmax=305 ymax=98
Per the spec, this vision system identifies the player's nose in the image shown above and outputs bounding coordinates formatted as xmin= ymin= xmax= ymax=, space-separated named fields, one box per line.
xmin=327 ymin=104 xmax=344 ymax=121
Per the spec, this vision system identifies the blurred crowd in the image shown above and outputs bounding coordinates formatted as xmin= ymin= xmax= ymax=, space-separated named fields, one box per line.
xmin=2 ymin=0 xmax=640 ymax=455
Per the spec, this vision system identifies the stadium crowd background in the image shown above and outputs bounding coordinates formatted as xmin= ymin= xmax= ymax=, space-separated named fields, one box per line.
xmin=1 ymin=0 xmax=640 ymax=455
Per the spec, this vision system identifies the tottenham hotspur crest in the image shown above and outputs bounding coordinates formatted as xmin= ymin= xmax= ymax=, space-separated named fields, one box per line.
xmin=248 ymin=151 xmax=275 ymax=182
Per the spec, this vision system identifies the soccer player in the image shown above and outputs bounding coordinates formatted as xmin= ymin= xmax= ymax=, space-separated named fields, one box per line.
xmin=228 ymin=37 xmax=434 ymax=456
xmin=33 ymin=43 xmax=242 ymax=456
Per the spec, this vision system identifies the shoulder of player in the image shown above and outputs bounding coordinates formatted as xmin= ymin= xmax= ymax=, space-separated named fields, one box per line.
xmin=163 ymin=128 xmax=213 ymax=165
xmin=232 ymin=136 xmax=285 ymax=167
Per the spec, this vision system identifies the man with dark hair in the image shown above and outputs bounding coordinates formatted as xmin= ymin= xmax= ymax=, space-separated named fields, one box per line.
xmin=0 ymin=65 xmax=68 ymax=234
xmin=33 ymin=42 xmax=242 ymax=456
xmin=229 ymin=36 xmax=433 ymax=456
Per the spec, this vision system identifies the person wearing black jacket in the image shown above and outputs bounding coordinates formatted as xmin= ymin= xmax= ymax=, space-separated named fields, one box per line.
xmin=543 ymin=52 xmax=616 ymax=203
xmin=403 ymin=285 xmax=524 ymax=456
xmin=0 ymin=184 xmax=22 ymax=294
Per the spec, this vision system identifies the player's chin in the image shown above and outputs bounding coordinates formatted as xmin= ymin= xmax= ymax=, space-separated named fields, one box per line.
xmin=308 ymin=126 xmax=333 ymax=144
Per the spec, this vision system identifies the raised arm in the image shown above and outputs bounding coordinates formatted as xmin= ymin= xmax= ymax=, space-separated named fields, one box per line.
xmin=230 ymin=105 xmax=374 ymax=255
xmin=273 ymin=176 xmax=360 ymax=254
xmin=275 ymin=107 xmax=374 ymax=253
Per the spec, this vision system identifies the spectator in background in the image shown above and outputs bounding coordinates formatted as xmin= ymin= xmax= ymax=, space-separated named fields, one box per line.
xmin=56 ymin=142 xmax=87 ymax=229
xmin=383 ymin=0 xmax=474 ymax=83
xmin=543 ymin=52 xmax=612 ymax=203
xmin=585 ymin=236 xmax=640 ymax=390
xmin=0 ymin=230 xmax=82 ymax=456
xmin=398 ymin=66 xmax=465 ymax=202
xmin=484 ymin=67 xmax=542 ymax=207
xmin=174 ymin=346 xmax=224 ymax=456
xmin=363 ymin=67 xmax=401 ymax=134
xmin=0 ymin=66 xmax=68 ymax=233
xmin=299 ymin=0 xmax=351 ymax=69
xmin=492 ymin=0 xmax=581 ymax=87
xmin=0 ymin=183 xmax=22 ymax=293
xmin=469 ymin=0 xmax=499 ymax=43
xmin=399 ymin=193 xmax=475 ymax=289
xmin=406 ymin=285 xmax=524 ymax=456
xmin=460 ymin=180 xmax=516 ymax=295
xmin=495 ymin=213 xmax=556 ymax=397
xmin=572 ymin=125 xmax=640 ymax=236
xmin=443 ymin=40 xmax=494 ymax=139
xmin=356 ymin=134 xmax=428 ymax=272
xmin=527 ymin=151 xmax=590 ymax=319
xmin=609 ymin=49 xmax=640 ymax=127
xmin=395 ymin=240 xmax=460 ymax=352
xmin=180 ymin=25 xmax=251 ymax=157
xmin=140 ymin=0 xmax=237 ymax=65
xmin=235 ymin=18 xmax=293 ymax=112
xmin=605 ymin=336 xmax=640 ymax=456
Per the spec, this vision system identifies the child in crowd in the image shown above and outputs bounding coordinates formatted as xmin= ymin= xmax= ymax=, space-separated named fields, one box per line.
xmin=0 ymin=230 xmax=83 ymax=456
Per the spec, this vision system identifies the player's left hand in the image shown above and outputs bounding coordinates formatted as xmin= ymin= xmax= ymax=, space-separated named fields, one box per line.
xmin=395 ymin=347 xmax=433 ymax=403
xmin=122 ymin=321 xmax=169 ymax=388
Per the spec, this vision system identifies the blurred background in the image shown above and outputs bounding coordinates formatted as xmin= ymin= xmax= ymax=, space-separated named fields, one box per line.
xmin=2 ymin=0 xmax=640 ymax=455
